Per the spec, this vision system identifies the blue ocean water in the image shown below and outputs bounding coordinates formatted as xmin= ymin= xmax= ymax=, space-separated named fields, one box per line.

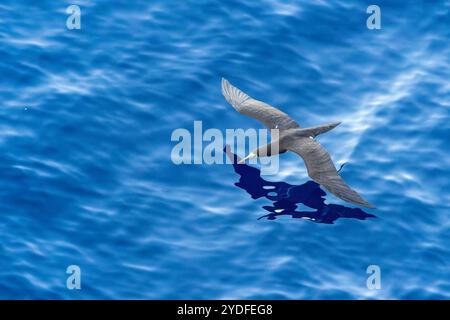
xmin=0 ymin=0 xmax=450 ymax=299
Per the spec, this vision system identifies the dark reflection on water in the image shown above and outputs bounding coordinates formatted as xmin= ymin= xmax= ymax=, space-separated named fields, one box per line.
xmin=225 ymin=146 xmax=375 ymax=224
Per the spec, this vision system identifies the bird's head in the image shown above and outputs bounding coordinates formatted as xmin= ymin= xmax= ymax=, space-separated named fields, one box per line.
xmin=237 ymin=152 xmax=257 ymax=164
xmin=238 ymin=143 xmax=284 ymax=164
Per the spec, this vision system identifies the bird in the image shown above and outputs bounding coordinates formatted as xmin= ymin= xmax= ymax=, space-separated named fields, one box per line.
xmin=221 ymin=78 xmax=374 ymax=208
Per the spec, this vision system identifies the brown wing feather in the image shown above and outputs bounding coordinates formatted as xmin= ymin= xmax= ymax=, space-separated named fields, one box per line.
xmin=221 ymin=78 xmax=300 ymax=130
xmin=285 ymin=136 xmax=374 ymax=208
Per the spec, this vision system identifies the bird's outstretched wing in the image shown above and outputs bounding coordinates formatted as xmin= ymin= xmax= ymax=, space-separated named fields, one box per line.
xmin=221 ymin=78 xmax=300 ymax=130
xmin=284 ymin=136 xmax=375 ymax=208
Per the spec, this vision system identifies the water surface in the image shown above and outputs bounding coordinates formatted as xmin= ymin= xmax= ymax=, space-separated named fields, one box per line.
xmin=0 ymin=0 xmax=450 ymax=299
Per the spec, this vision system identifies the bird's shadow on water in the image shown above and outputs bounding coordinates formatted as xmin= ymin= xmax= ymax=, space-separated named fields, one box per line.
xmin=224 ymin=146 xmax=376 ymax=224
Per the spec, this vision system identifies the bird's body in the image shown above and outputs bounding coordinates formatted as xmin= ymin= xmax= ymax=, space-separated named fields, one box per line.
xmin=221 ymin=78 xmax=374 ymax=208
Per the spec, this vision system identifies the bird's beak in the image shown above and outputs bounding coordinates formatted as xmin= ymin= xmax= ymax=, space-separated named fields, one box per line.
xmin=238 ymin=152 xmax=257 ymax=164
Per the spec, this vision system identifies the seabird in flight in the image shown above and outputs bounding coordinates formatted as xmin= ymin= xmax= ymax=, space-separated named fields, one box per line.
xmin=221 ymin=78 xmax=374 ymax=208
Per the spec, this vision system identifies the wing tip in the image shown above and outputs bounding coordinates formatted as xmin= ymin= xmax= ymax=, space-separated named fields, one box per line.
xmin=221 ymin=77 xmax=228 ymax=88
xmin=364 ymin=202 xmax=376 ymax=209
xmin=349 ymin=196 xmax=376 ymax=209
xmin=221 ymin=77 xmax=231 ymax=99
xmin=220 ymin=77 xmax=250 ymax=109
xmin=319 ymin=178 xmax=376 ymax=209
